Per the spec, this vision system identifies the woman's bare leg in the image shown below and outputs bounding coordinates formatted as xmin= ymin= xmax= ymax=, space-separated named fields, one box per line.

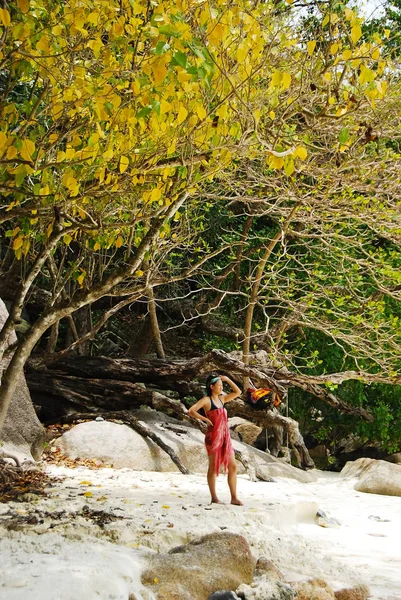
xmin=207 ymin=454 xmax=222 ymax=503
xmin=227 ymin=454 xmax=243 ymax=505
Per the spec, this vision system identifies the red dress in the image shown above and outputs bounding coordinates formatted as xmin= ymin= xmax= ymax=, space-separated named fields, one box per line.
xmin=204 ymin=398 xmax=234 ymax=475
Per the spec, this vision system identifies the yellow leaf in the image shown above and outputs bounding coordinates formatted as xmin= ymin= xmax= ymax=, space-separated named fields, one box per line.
xmin=269 ymin=111 xmax=275 ymax=120
xmin=79 ymin=481 xmax=92 ymax=485
xmin=294 ymin=146 xmax=308 ymax=160
xmin=20 ymin=138 xmax=35 ymax=161
xmin=371 ymin=48 xmax=380 ymax=60
xmin=135 ymin=270 xmax=144 ymax=277
xmin=160 ymin=99 xmax=171 ymax=115
xmin=52 ymin=25 xmax=63 ymax=36
xmin=13 ymin=235 xmax=24 ymax=250
xmin=88 ymin=38 xmax=103 ymax=59
xmin=77 ymin=273 xmax=85 ymax=285
xmin=150 ymin=187 xmax=162 ymax=202
xmin=17 ymin=0 xmax=29 ymax=13
xmin=323 ymin=72 xmax=331 ymax=82
xmin=307 ymin=40 xmax=316 ymax=55
xmin=0 ymin=8 xmax=11 ymax=27
xmin=282 ymin=72 xmax=291 ymax=89
xmin=115 ymin=235 xmax=123 ymax=248
xmin=0 ymin=131 xmax=7 ymax=149
xmin=330 ymin=42 xmax=339 ymax=55
xmin=342 ymin=49 xmax=352 ymax=61
xmin=161 ymin=505 xmax=170 ymax=509
xmin=63 ymin=234 xmax=72 ymax=245
xmin=359 ymin=64 xmax=375 ymax=84
xmin=65 ymin=177 xmax=78 ymax=191
xmin=153 ymin=578 xmax=159 ymax=584
xmin=177 ymin=105 xmax=188 ymax=124
xmin=267 ymin=155 xmax=284 ymax=170
xmin=93 ymin=242 xmax=101 ymax=251
xmin=7 ymin=146 xmax=17 ymax=159
xmin=84 ymin=491 xmax=93 ymax=498
xmin=120 ymin=155 xmax=129 ymax=173
xmin=345 ymin=8 xmax=354 ymax=20
xmin=196 ymin=104 xmax=207 ymax=120
xmin=284 ymin=158 xmax=295 ymax=176
xmin=154 ymin=64 xmax=168 ymax=85
xmin=271 ymin=71 xmax=281 ymax=87
xmin=236 ymin=43 xmax=247 ymax=63
xmin=351 ymin=25 xmax=362 ymax=44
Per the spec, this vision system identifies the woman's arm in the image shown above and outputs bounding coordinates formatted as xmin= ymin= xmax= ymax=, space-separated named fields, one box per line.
xmin=188 ymin=397 xmax=213 ymax=427
xmin=220 ymin=375 xmax=241 ymax=403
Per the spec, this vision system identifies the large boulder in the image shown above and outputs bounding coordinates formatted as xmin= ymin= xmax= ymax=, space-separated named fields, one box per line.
xmin=141 ymin=532 xmax=254 ymax=600
xmin=54 ymin=419 xmax=209 ymax=472
xmin=0 ymin=299 xmax=45 ymax=461
xmin=341 ymin=457 xmax=401 ymax=496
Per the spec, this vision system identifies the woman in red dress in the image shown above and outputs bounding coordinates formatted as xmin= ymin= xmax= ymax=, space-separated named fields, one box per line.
xmin=188 ymin=373 xmax=243 ymax=505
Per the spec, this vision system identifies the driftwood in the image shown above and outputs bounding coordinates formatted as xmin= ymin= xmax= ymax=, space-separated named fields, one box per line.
xmin=37 ymin=349 xmax=373 ymax=421
xmin=27 ymin=372 xmax=188 ymax=421
xmin=48 ymin=411 xmax=190 ymax=475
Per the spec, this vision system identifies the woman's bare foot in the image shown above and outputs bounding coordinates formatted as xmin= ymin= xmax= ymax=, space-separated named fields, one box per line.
xmin=231 ymin=498 xmax=243 ymax=506
xmin=211 ymin=498 xmax=225 ymax=504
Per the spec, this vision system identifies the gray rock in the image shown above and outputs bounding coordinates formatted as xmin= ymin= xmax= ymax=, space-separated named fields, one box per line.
xmin=207 ymin=592 xmax=242 ymax=600
xmin=0 ymin=298 xmax=45 ymax=461
xmin=315 ymin=509 xmax=341 ymax=528
xmin=342 ymin=457 xmax=401 ymax=497
xmin=142 ymin=532 xmax=253 ymax=600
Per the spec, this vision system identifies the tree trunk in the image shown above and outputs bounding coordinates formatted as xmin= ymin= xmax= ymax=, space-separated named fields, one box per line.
xmin=242 ymin=205 xmax=299 ymax=390
xmin=148 ymin=286 xmax=165 ymax=359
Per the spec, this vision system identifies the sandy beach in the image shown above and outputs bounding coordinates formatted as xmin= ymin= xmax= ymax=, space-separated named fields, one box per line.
xmin=1 ymin=464 xmax=401 ymax=600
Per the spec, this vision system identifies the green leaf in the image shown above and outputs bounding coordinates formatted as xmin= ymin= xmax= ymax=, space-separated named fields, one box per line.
xmin=158 ymin=25 xmax=181 ymax=37
xmin=154 ymin=41 xmax=170 ymax=55
xmin=173 ymin=51 xmax=187 ymax=68
xmin=338 ymin=127 xmax=349 ymax=144
xmin=137 ymin=106 xmax=152 ymax=119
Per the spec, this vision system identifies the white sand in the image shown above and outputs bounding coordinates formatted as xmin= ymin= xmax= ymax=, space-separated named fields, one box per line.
xmin=1 ymin=465 xmax=401 ymax=600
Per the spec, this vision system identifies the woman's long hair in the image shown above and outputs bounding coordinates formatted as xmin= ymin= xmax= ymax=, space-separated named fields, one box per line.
xmin=205 ymin=373 xmax=221 ymax=396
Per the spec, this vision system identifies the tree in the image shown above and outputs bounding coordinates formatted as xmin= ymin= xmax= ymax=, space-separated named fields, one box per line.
xmin=0 ymin=0 xmax=396 ymax=435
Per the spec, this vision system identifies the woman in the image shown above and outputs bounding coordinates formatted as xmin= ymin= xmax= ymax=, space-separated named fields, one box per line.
xmin=188 ymin=373 xmax=243 ymax=505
